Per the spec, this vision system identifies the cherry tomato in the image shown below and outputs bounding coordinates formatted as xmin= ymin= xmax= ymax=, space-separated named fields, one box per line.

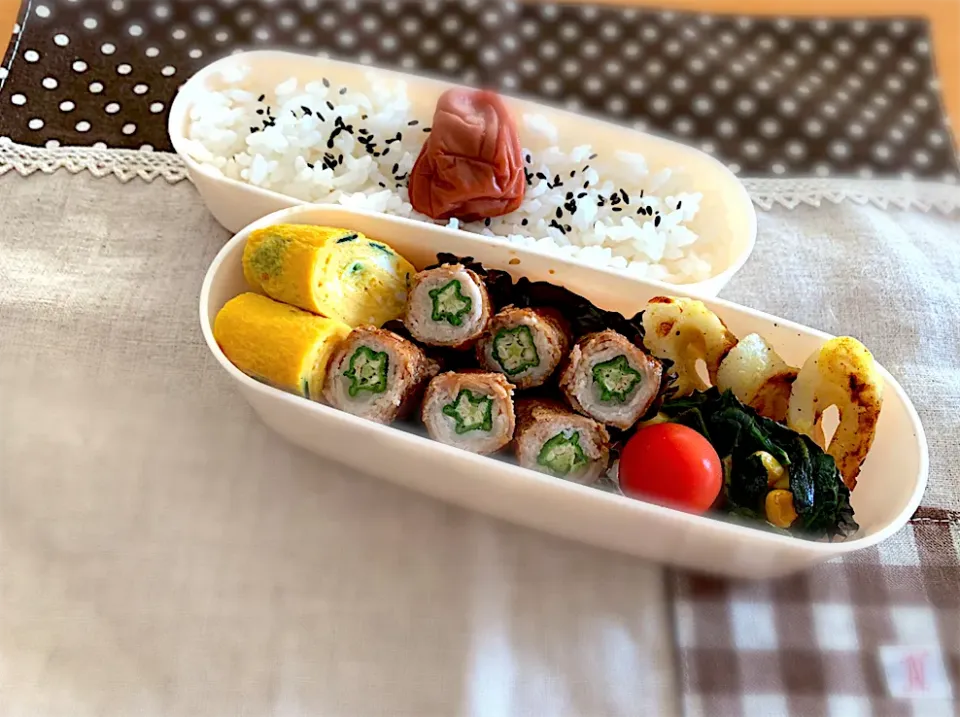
xmin=619 ymin=423 xmax=722 ymax=514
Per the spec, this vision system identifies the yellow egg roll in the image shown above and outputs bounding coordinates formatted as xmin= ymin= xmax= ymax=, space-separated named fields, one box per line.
xmin=242 ymin=224 xmax=416 ymax=328
xmin=213 ymin=292 xmax=351 ymax=400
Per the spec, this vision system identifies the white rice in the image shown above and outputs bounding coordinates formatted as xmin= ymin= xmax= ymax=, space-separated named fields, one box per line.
xmin=183 ymin=65 xmax=714 ymax=284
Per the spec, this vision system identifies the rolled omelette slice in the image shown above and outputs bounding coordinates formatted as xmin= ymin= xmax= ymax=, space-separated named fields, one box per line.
xmin=214 ymin=292 xmax=351 ymax=401
xmin=242 ymin=224 xmax=415 ymax=327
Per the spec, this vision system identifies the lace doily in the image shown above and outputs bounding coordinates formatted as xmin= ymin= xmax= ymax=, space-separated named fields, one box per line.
xmin=2 ymin=138 xmax=959 ymax=214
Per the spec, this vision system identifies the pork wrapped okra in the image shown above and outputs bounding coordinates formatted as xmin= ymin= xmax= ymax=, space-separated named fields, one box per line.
xmin=514 ymin=399 xmax=611 ymax=484
xmin=213 ymin=292 xmax=351 ymax=401
xmin=323 ymin=326 xmax=439 ymax=424
xmin=475 ymin=307 xmax=571 ymax=389
xmin=404 ymin=264 xmax=491 ymax=348
xmin=421 ymin=372 xmax=515 ymax=454
xmin=558 ymin=330 xmax=663 ymax=430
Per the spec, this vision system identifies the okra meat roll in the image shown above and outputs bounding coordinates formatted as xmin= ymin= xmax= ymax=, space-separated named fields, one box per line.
xmin=323 ymin=326 xmax=439 ymax=424
xmin=514 ymin=399 xmax=611 ymax=484
xmin=476 ymin=307 xmax=572 ymax=389
xmin=421 ymin=372 xmax=516 ymax=454
xmin=404 ymin=264 xmax=491 ymax=348
xmin=558 ymin=330 xmax=663 ymax=430
xmin=242 ymin=224 xmax=415 ymax=327
xmin=213 ymin=292 xmax=351 ymax=401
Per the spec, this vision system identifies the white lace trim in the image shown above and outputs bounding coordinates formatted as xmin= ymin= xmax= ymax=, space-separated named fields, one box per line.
xmin=2 ymin=138 xmax=959 ymax=213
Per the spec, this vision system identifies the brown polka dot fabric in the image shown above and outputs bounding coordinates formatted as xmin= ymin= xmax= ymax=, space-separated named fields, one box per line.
xmin=1 ymin=0 xmax=958 ymax=179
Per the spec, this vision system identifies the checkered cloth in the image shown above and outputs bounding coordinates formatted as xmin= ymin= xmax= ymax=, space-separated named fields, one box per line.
xmin=672 ymin=507 xmax=960 ymax=716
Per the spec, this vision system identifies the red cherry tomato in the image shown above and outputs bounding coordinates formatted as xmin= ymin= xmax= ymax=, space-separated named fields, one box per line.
xmin=619 ymin=423 xmax=722 ymax=514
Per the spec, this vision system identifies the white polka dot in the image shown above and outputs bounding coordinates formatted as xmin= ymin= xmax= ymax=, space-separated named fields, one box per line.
xmin=720 ymin=31 xmax=736 ymax=47
xmin=626 ymin=76 xmax=646 ymax=94
xmin=161 ymin=66 xmax=176 ymax=77
xmin=145 ymin=46 xmax=160 ymax=58
xmin=642 ymin=26 xmax=659 ymax=42
xmin=565 ymin=98 xmax=582 ymax=113
xmin=440 ymin=53 xmax=459 ymax=71
xmin=105 ymin=102 xmax=120 ymax=114
xmin=480 ymin=47 xmax=499 ymax=65
xmin=45 ymin=139 xmax=60 ymax=148
xmin=814 ymin=164 xmax=831 ymax=177
xmin=59 ymin=100 xmax=75 ymax=112
xmin=150 ymin=101 xmax=164 ymax=113
xmin=519 ymin=58 xmax=538 ymax=76
xmin=650 ymin=95 xmax=671 ymax=115
xmin=581 ymin=41 xmax=601 ymax=59
xmin=862 ymin=107 xmax=878 ymax=121
xmin=133 ymin=83 xmax=148 ymax=95
xmin=742 ymin=139 xmax=762 ymax=157
xmin=601 ymin=22 xmax=620 ymax=40
xmin=580 ymin=5 xmax=599 ymax=20
xmin=419 ymin=35 xmax=439 ymax=54
xmin=760 ymin=118 xmax=780 ymax=137
xmin=781 ymin=53 xmax=798 ymax=68
xmin=754 ymin=78 xmax=772 ymax=94
xmin=122 ymin=123 xmax=137 ymax=135
xmin=805 ymin=118 xmax=824 ymax=136
xmin=584 ymin=75 xmax=604 ymax=95
xmin=851 ymin=19 xmax=869 ymax=35
xmin=692 ymin=95 xmax=713 ymax=115
xmin=682 ymin=25 xmax=699 ymax=41
xmin=254 ymin=28 xmax=271 ymax=42
xmin=35 ymin=5 xmax=50 ymax=18
xmin=11 ymin=93 xmax=26 ymax=106
xmin=116 ymin=63 xmax=132 ymax=75
xmin=786 ymin=140 xmax=806 ymax=158
xmin=822 ymin=103 xmax=838 ymax=118
xmin=899 ymin=170 xmax=915 ymax=180
xmin=927 ymin=130 xmax=945 ymax=147
xmin=902 ymin=112 xmax=917 ymax=126
xmin=75 ymin=120 xmax=91 ymax=132
xmin=606 ymin=96 xmax=627 ymax=115
xmin=539 ymin=41 xmax=559 ymax=60
xmin=673 ymin=116 xmax=693 ymax=135
xmin=717 ymin=118 xmax=736 ymax=137
xmin=829 ymin=140 xmax=851 ymax=159
xmin=858 ymin=167 xmax=874 ymax=178
xmin=0 ymin=68 xmax=6 ymax=80
xmin=771 ymin=162 xmax=786 ymax=175
xmin=139 ymin=144 xmax=154 ymax=152
xmin=779 ymin=97 xmax=798 ymax=115
xmin=727 ymin=162 xmax=741 ymax=173
xmin=873 ymin=94 xmax=889 ymax=108
xmin=899 ymin=58 xmax=918 ymax=75
xmin=215 ymin=29 xmax=229 ymax=43
xmin=711 ymin=76 xmax=731 ymax=93
xmin=820 ymin=56 xmax=839 ymax=72
xmin=194 ymin=7 xmax=213 ymax=24
xmin=380 ymin=35 xmax=398 ymax=51
xmin=886 ymin=77 xmax=904 ymax=92
xmin=736 ymin=16 xmax=753 ymax=30
xmin=42 ymin=77 xmax=57 ymax=89
xmin=834 ymin=38 xmax=853 ymax=56
xmin=664 ymin=39 xmax=683 ymax=57
xmin=111 ymin=0 xmax=124 ymax=11
xmin=735 ymin=96 xmax=756 ymax=115
xmin=54 ymin=33 xmax=69 ymax=47
xmin=670 ymin=75 xmax=689 ymax=93
xmin=915 ymin=39 xmax=929 ymax=55
xmin=101 ymin=43 xmax=116 ymax=55
xmin=873 ymin=143 xmax=891 ymax=160
xmin=171 ymin=28 xmax=187 ymax=41
xmin=859 ymin=57 xmax=878 ymax=73
xmin=188 ymin=48 xmax=203 ymax=60
xmin=442 ymin=15 xmax=460 ymax=34
xmin=93 ymin=141 xmax=107 ymax=149
xmin=28 ymin=117 xmax=44 ymax=130
xmin=561 ymin=58 xmax=580 ymax=77
xmin=24 ymin=49 xmax=40 ymax=62
xmin=846 ymin=75 xmax=864 ymax=90
xmin=913 ymin=150 xmax=931 ymax=167
xmin=89 ymin=81 xmax=103 ymax=93
xmin=83 ymin=16 xmax=98 ymax=30
xmin=500 ymin=74 xmax=517 ymax=90
xmin=688 ymin=57 xmax=706 ymax=74
xmin=700 ymin=140 xmax=716 ymax=154
xmin=539 ymin=3 xmax=558 ymax=18
xmin=646 ymin=60 xmax=664 ymax=77
xmin=153 ymin=5 xmax=169 ymax=19
xmin=461 ymin=30 xmax=479 ymax=49
xmin=520 ymin=20 xmax=538 ymax=38
xmin=795 ymin=36 xmax=815 ymax=54
xmin=400 ymin=55 xmax=418 ymax=70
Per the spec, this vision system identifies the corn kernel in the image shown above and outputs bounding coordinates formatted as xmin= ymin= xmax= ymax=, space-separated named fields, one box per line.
xmin=765 ymin=489 xmax=798 ymax=528
xmin=753 ymin=450 xmax=786 ymax=486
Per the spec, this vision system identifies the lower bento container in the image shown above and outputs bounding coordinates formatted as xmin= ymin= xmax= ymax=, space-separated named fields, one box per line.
xmin=199 ymin=205 xmax=928 ymax=579
xmin=171 ymin=50 xmax=756 ymax=297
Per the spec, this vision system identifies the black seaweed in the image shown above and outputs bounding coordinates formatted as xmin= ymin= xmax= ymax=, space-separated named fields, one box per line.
xmin=427 ymin=253 xmax=646 ymax=346
xmin=660 ymin=388 xmax=858 ymax=539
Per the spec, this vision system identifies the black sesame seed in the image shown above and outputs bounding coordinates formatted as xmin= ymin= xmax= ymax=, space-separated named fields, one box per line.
xmin=408 ymin=119 xmax=419 ymax=126
xmin=582 ymin=165 xmax=591 ymax=173
xmin=249 ymin=126 xmax=258 ymax=133
xmin=323 ymin=78 xmax=330 ymax=88
xmin=553 ymin=173 xmax=561 ymax=186
xmin=423 ymin=127 xmax=431 ymax=132
xmin=621 ymin=189 xmax=630 ymax=204
xmin=256 ymin=108 xmax=264 ymax=115
xmin=569 ymin=170 xmax=576 ymax=178
xmin=583 ymin=181 xmax=589 ymax=189
xmin=307 ymin=162 xmax=314 ymax=169
xmin=565 ymin=191 xmax=574 ymax=200
xmin=536 ymin=172 xmax=547 ymax=181
xmin=339 ymin=87 xmax=347 ymax=95
xmin=677 ymin=200 xmax=682 ymax=209
xmin=391 ymin=163 xmax=399 ymax=174
xmin=326 ymin=101 xmax=335 ymax=111
xmin=577 ymin=191 xmax=587 ymax=199
xmin=257 ymin=93 xmax=265 ymax=102
xmin=338 ymin=153 xmax=344 ymax=164
xmin=302 ymin=105 xmax=312 ymax=116
xmin=640 ymin=189 xmax=644 ymax=198
xmin=521 ymin=218 xmax=528 ymax=226
xmin=555 ymin=207 xmax=563 ymax=219
xmin=361 ymin=114 xmax=368 ymax=120
xmin=610 ymin=194 xmax=621 ymax=206
xmin=379 ymin=181 xmax=386 ymax=188
xmin=612 ymin=206 xmax=623 ymax=212
xmin=589 ymin=153 xmax=598 ymax=160
xmin=525 ymin=153 xmax=531 ymax=163
xmin=655 ymin=215 xmax=661 ymax=227
xmin=637 ymin=207 xmax=643 ymax=215
xmin=382 ymin=148 xmax=390 ymax=156
xmin=484 ymin=217 xmax=491 ymax=227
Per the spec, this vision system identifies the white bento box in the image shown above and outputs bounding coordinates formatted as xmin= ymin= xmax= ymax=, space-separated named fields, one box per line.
xmin=172 ymin=50 xmax=757 ymax=297
xmin=199 ymin=204 xmax=928 ymax=579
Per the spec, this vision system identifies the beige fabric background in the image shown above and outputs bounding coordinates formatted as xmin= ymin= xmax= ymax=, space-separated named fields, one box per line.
xmin=0 ymin=173 xmax=677 ymax=717
xmin=1 ymin=171 xmax=958 ymax=717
